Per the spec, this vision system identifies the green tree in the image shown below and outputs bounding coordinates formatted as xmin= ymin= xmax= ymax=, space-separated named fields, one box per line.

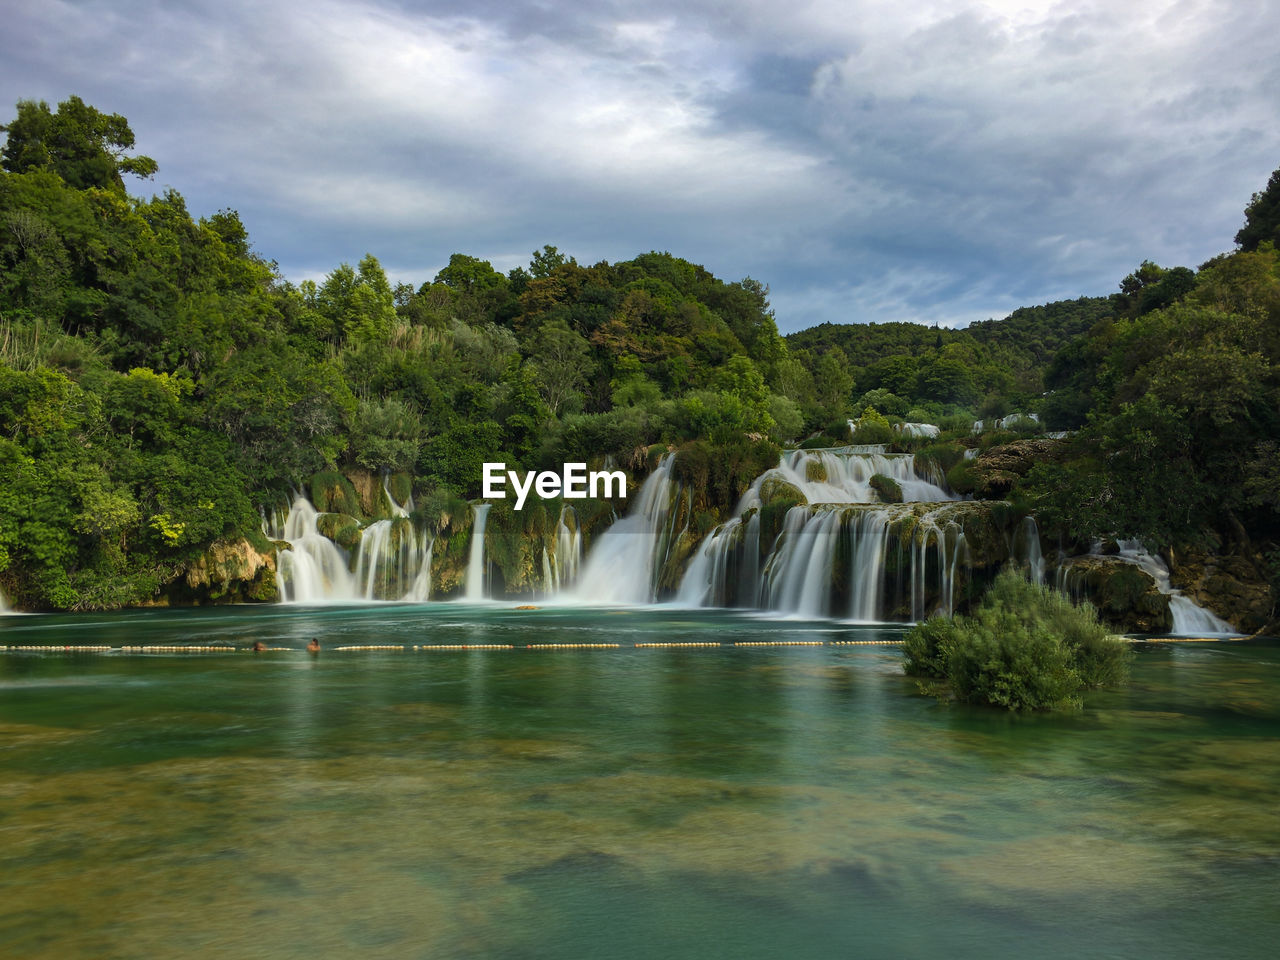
xmin=1 ymin=96 xmax=157 ymax=191
xmin=529 ymin=319 xmax=593 ymax=416
xmin=1235 ymin=165 xmax=1280 ymax=253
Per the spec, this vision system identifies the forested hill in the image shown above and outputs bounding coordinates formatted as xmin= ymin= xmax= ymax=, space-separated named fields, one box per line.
xmin=786 ymin=296 xmax=1114 ymax=412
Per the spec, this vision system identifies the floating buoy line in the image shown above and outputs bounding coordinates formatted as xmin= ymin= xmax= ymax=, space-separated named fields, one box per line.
xmin=0 ymin=636 xmax=1244 ymax=656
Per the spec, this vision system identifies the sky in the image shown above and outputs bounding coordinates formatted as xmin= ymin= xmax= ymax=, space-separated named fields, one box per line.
xmin=2 ymin=0 xmax=1277 ymax=332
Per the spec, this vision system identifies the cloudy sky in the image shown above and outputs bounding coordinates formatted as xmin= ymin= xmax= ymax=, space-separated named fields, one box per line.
xmin=2 ymin=0 xmax=1277 ymax=331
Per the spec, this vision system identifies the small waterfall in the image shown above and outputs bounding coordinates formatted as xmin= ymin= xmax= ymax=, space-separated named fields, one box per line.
xmin=1022 ymin=516 xmax=1045 ymax=585
xmin=741 ymin=447 xmax=954 ymax=506
xmin=549 ymin=506 xmax=582 ymax=591
xmin=350 ymin=480 xmax=433 ymax=601
xmin=0 ymin=588 xmax=10 ymax=614
xmin=406 ymin=538 xmax=433 ymax=601
xmin=573 ymin=456 xmax=678 ymax=603
xmin=260 ymin=501 xmax=289 ymax=540
xmin=847 ymin=510 xmax=893 ymax=622
xmin=973 ymin=413 xmax=1040 ymax=434
xmin=761 ymin=508 xmax=844 ymax=617
xmin=464 ymin=503 xmax=491 ymax=601
xmin=894 ymin=422 xmax=940 ymax=439
xmin=1114 ymin=541 xmax=1235 ymax=634
xmin=276 ymin=494 xmax=358 ymax=602
xmin=273 ymin=482 xmax=434 ymax=603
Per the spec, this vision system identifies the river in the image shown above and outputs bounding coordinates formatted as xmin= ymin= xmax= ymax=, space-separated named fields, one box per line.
xmin=1 ymin=604 xmax=1276 ymax=958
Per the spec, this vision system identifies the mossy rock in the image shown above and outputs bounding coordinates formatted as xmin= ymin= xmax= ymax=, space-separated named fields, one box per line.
xmin=412 ymin=488 xmax=472 ymax=537
xmin=870 ymin=474 xmax=903 ymax=503
xmin=804 ymin=458 xmax=828 ymax=483
xmin=181 ymin=539 xmax=278 ymax=605
xmin=309 ymin=471 xmax=363 ymax=519
xmin=946 ymin=461 xmax=977 ymax=495
xmin=1059 ymin=556 xmax=1172 ymax=633
xmin=316 ymin=513 xmax=362 ymax=551
xmin=386 ymin=471 xmax=413 ymax=509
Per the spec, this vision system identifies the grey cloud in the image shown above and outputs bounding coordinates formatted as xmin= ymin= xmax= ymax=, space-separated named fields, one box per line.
xmin=1 ymin=0 xmax=1278 ymax=333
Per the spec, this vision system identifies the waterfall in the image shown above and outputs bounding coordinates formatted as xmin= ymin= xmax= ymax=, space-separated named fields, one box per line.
xmin=0 ymin=588 xmax=10 ymax=614
xmin=406 ymin=538 xmax=433 ymax=601
xmin=276 ymin=494 xmax=358 ymax=602
xmin=1022 ymin=516 xmax=1045 ymax=585
xmin=572 ymin=455 xmax=678 ymax=603
xmin=274 ymin=483 xmax=434 ymax=603
xmin=738 ymin=447 xmax=954 ymax=506
xmin=464 ymin=503 xmax=491 ymax=601
xmin=666 ymin=443 xmax=975 ymax=621
xmin=349 ymin=480 xmax=433 ymax=601
xmin=894 ymin=422 xmax=940 ymax=439
xmin=544 ymin=505 xmax=582 ymax=594
xmin=1114 ymin=541 xmax=1235 ymax=634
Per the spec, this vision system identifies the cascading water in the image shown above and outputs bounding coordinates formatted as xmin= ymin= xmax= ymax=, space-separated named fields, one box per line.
xmin=276 ymin=494 xmax=359 ymax=602
xmin=542 ymin=506 xmax=582 ymax=594
xmin=351 ymin=481 xmax=434 ymax=601
xmin=1056 ymin=540 xmax=1236 ymax=634
xmin=463 ymin=503 xmax=490 ymax=602
xmin=1114 ymin=541 xmax=1235 ymax=634
xmin=894 ymin=422 xmax=940 ymax=439
xmin=274 ymin=482 xmax=434 ymax=603
xmin=670 ymin=447 xmax=976 ymax=621
xmin=1021 ymin=516 xmax=1045 ymax=585
xmin=572 ymin=456 xmax=679 ymax=603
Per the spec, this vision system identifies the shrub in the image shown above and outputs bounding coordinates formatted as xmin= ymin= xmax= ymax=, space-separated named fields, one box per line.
xmin=903 ymin=568 xmax=1131 ymax=710
xmin=851 ymin=407 xmax=894 ymax=444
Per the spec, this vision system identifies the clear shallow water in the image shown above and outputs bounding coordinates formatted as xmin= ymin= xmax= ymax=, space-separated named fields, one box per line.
xmin=1 ymin=605 xmax=1278 ymax=959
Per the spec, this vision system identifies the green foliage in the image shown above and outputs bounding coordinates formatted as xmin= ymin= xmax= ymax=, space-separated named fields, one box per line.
xmin=850 ymin=407 xmax=893 ymax=444
xmin=903 ymin=569 xmax=1132 ymax=711
xmin=1 ymin=96 xmax=157 ymax=191
xmin=1235 ymin=166 xmax=1280 ymax=253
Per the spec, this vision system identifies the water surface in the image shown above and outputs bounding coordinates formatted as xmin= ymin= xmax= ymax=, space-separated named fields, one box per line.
xmin=2 ymin=605 xmax=1277 ymax=959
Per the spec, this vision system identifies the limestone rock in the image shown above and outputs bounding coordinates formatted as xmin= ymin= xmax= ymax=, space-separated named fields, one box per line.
xmin=1056 ymin=555 xmax=1171 ymax=633
xmin=967 ymin=439 xmax=1066 ymax=500
xmin=182 ymin=539 xmax=278 ymax=603
xmin=1170 ymin=551 xmax=1274 ymax=633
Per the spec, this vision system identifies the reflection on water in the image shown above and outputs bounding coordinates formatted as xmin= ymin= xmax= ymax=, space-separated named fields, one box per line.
xmin=1 ymin=607 xmax=1278 ymax=959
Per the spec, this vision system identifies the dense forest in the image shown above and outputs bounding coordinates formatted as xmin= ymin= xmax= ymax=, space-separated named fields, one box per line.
xmin=1 ymin=95 xmax=1278 ymax=624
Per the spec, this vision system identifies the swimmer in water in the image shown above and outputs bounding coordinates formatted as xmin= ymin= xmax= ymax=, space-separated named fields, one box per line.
xmin=252 ymin=641 xmax=267 ymax=652
xmin=307 ymin=638 xmax=321 ymax=654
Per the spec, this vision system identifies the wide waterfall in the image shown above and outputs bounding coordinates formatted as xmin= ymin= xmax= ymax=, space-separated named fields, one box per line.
xmin=464 ymin=503 xmax=490 ymax=601
xmin=569 ymin=444 xmax=982 ymax=621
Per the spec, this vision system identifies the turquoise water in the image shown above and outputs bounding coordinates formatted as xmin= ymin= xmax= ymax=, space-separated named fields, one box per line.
xmin=2 ymin=605 xmax=1277 ymax=959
